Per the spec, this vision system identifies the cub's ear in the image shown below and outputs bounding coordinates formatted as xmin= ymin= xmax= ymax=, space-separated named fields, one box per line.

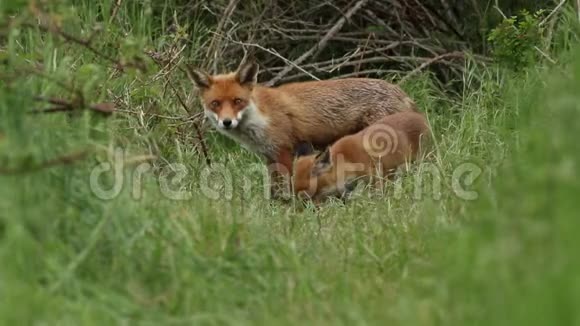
xmin=312 ymin=147 xmax=332 ymax=176
xmin=294 ymin=142 xmax=315 ymax=158
xmin=315 ymin=147 xmax=331 ymax=164
xmin=235 ymin=59 xmax=259 ymax=86
xmin=188 ymin=67 xmax=212 ymax=90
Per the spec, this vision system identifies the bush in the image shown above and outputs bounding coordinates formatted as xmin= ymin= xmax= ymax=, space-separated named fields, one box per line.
xmin=488 ymin=9 xmax=545 ymax=71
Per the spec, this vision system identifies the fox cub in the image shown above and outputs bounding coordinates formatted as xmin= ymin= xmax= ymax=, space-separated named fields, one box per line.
xmin=190 ymin=59 xmax=418 ymax=198
xmin=293 ymin=111 xmax=430 ymax=202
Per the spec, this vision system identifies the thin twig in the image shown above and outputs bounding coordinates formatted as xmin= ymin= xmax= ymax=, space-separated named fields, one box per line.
xmin=302 ymin=56 xmax=446 ymax=73
xmin=330 ymin=48 xmax=362 ymax=73
xmin=494 ymin=0 xmax=507 ymax=19
xmin=33 ymin=96 xmax=71 ymax=107
xmin=221 ymin=35 xmax=320 ymax=82
xmin=29 ymin=106 xmax=74 ymax=114
xmin=31 ymin=23 xmax=120 ymax=67
xmin=266 ymin=0 xmax=370 ymax=86
xmin=109 ymin=0 xmax=123 ymax=25
xmin=398 ymin=51 xmax=466 ymax=84
xmin=534 ymin=46 xmax=557 ymax=64
xmin=420 ymin=0 xmax=464 ymax=39
xmin=167 ymin=81 xmax=212 ymax=167
xmin=330 ymin=69 xmax=404 ymax=79
xmin=540 ymin=0 xmax=567 ymax=27
xmin=204 ymin=0 xmax=240 ymax=73
xmin=280 ymin=68 xmax=405 ymax=83
xmin=25 ymin=5 xmax=144 ymax=72
xmin=265 ymin=42 xmax=440 ymax=72
xmin=0 ymin=150 xmax=89 ymax=175
xmin=363 ymin=8 xmax=398 ymax=35
xmin=29 ymin=96 xmax=115 ymax=115
xmin=116 ymin=109 xmax=188 ymax=121
xmin=147 ymin=51 xmax=212 ymax=166
xmin=354 ymin=34 xmax=372 ymax=73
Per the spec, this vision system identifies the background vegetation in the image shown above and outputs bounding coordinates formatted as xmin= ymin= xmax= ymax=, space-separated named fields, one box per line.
xmin=1 ymin=0 xmax=579 ymax=325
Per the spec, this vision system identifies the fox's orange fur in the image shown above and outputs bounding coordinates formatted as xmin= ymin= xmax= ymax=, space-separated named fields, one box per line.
xmin=293 ymin=111 xmax=430 ymax=202
xmin=191 ymin=59 xmax=418 ymax=197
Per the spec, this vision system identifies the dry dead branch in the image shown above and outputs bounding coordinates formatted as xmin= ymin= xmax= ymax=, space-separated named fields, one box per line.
xmin=398 ymin=51 xmax=466 ymax=84
xmin=266 ymin=0 xmax=370 ymax=86
xmin=0 ymin=150 xmax=89 ymax=175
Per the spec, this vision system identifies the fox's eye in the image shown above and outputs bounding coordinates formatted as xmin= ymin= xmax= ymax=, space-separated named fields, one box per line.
xmin=210 ymin=100 xmax=220 ymax=108
xmin=234 ymin=98 xmax=243 ymax=105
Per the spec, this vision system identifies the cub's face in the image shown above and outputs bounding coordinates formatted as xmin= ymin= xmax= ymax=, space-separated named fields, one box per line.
xmin=292 ymin=147 xmax=351 ymax=202
xmin=292 ymin=154 xmax=318 ymax=199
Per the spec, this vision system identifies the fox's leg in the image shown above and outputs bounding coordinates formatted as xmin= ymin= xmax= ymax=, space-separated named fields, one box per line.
xmin=266 ymin=161 xmax=283 ymax=200
xmin=267 ymin=148 xmax=293 ymax=201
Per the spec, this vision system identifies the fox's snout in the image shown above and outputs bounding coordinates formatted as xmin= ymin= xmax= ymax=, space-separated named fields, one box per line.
xmin=218 ymin=117 xmax=239 ymax=129
xmin=215 ymin=107 xmax=246 ymax=129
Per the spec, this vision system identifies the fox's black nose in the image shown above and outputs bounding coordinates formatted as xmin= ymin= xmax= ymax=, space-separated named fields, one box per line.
xmin=222 ymin=119 xmax=232 ymax=127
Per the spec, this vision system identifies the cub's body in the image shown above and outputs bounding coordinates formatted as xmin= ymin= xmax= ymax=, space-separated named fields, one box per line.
xmin=293 ymin=111 xmax=430 ymax=201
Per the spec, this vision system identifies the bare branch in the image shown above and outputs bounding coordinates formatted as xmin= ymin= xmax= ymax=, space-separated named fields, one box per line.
xmin=330 ymin=69 xmax=403 ymax=79
xmin=166 ymin=76 xmax=212 ymax=167
xmin=204 ymin=0 xmax=240 ymax=73
xmin=147 ymin=55 xmax=212 ymax=166
xmin=109 ymin=0 xmax=123 ymax=25
xmin=398 ymin=51 xmax=466 ymax=84
xmin=220 ymin=35 xmax=320 ymax=82
xmin=539 ymin=0 xmax=567 ymax=27
xmin=0 ymin=150 xmax=89 ymax=175
xmin=29 ymin=96 xmax=115 ymax=115
xmin=31 ymin=23 xmax=120 ymax=68
xmin=494 ymin=0 xmax=507 ymax=19
xmin=266 ymin=0 xmax=370 ymax=86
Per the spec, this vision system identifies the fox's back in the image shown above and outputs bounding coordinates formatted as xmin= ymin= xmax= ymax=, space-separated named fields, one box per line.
xmin=264 ymin=78 xmax=416 ymax=147
xmin=277 ymin=78 xmax=412 ymax=106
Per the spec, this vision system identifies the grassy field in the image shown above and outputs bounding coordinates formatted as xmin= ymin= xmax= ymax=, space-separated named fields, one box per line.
xmin=1 ymin=2 xmax=580 ymax=325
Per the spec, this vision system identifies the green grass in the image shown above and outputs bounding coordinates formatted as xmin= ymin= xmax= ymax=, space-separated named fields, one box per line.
xmin=1 ymin=2 xmax=580 ymax=325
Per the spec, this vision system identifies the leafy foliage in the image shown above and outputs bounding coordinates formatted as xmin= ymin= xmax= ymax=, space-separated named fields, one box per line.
xmin=488 ymin=9 xmax=546 ymax=71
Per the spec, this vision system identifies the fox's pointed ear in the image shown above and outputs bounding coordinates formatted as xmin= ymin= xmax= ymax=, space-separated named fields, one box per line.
xmin=188 ymin=67 xmax=212 ymax=90
xmin=294 ymin=142 xmax=315 ymax=158
xmin=235 ymin=59 xmax=258 ymax=86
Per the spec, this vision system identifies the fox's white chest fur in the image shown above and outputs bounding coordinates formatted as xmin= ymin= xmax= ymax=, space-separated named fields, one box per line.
xmin=205 ymin=102 xmax=276 ymax=158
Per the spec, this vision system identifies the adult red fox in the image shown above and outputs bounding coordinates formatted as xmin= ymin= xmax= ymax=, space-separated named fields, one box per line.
xmin=190 ymin=59 xmax=417 ymax=198
xmin=292 ymin=111 xmax=430 ymax=202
